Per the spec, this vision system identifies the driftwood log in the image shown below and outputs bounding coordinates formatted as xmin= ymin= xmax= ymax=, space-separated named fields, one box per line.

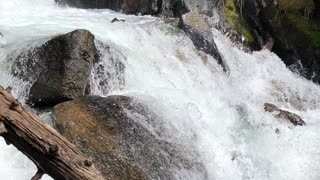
xmin=0 ymin=86 xmax=104 ymax=180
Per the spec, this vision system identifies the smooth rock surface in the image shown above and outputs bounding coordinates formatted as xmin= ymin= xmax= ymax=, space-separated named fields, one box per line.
xmin=180 ymin=12 xmax=227 ymax=71
xmin=53 ymin=95 xmax=207 ymax=179
xmin=12 ymin=29 xmax=96 ymax=107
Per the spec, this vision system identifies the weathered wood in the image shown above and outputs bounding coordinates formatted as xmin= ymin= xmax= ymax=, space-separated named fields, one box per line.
xmin=0 ymin=86 xmax=104 ymax=180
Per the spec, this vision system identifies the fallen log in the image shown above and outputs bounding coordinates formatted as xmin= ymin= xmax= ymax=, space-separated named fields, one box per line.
xmin=0 ymin=86 xmax=104 ymax=180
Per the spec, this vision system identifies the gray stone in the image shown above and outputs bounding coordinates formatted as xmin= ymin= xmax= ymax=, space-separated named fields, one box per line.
xmin=12 ymin=29 xmax=97 ymax=107
xmin=179 ymin=12 xmax=227 ymax=71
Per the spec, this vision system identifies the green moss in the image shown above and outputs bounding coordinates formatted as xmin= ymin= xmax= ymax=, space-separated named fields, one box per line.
xmin=240 ymin=23 xmax=255 ymax=43
xmin=272 ymin=11 xmax=320 ymax=48
xmin=223 ymin=0 xmax=255 ymax=43
xmin=279 ymin=0 xmax=315 ymax=12
xmin=285 ymin=13 xmax=320 ymax=47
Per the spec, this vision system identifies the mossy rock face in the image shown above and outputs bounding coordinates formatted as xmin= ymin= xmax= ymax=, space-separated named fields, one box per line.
xmin=54 ymin=95 xmax=207 ymax=180
xmin=271 ymin=2 xmax=320 ymax=49
xmin=223 ymin=0 xmax=255 ymax=44
xmin=237 ymin=0 xmax=320 ymax=83
xmin=282 ymin=13 xmax=320 ymax=48
xmin=270 ymin=10 xmax=320 ymax=80
xmin=279 ymin=0 xmax=315 ymax=12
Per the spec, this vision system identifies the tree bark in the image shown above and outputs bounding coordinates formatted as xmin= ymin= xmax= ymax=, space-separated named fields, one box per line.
xmin=0 ymin=86 xmax=104 ymax=180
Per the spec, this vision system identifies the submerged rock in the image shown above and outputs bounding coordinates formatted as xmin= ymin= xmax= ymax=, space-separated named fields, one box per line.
xmin=12 ymin=29 xmax=96 ymax=107
xmin=264 ymin=103 xmax=306 ymax=126
xmin=90 ymin=40 xmax=126 ymax=96
xmin=111 ymin=17 xmax=126 ymax=23
xmin=179 ymin=12 xmax=227 ymax=71
xmin=53 ymin=95 xmax=207 ymax=179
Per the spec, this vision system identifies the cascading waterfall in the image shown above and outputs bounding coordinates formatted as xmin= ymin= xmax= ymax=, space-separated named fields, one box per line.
xmin=0 ymin=0 xmax=320 ymax=179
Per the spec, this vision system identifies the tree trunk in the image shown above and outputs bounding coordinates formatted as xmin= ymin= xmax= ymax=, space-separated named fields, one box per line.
xmin=0 ymin=86 xmax=104 ymax=180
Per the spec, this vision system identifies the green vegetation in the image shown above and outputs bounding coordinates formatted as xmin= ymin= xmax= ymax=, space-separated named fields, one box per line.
xmin=286 ymin=13 xmax=320 ymax=47
xmin=309 ymin=21 xmax=320 ymax=47
xmin=279 ymin=0 xmax=315 ymax=13
xmin=271 ymin=0 xmax=320 ymax=48
xmin=223 ymin=0 xmax=255 ymax=43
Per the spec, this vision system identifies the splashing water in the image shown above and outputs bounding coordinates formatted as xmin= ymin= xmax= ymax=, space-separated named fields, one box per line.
xmin=0 ymin=0 xmax=320 ymax=179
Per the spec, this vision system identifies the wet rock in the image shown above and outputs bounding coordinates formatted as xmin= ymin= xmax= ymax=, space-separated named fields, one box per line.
xmin=179 ymin=12 xmax=227 ymax=71
xmin=181 ymin=12 xmax=211 ymax=32
xmin=264 ymin=103 xmax=279 ymax=112
xmin=262 ymin=37 xmax=274 ymax=51
xmin=55 ymin=0 xmax=190 ymax=17
xmin=111 ymin=17 xmax=125 ymax=23
xmin=53 ymin=95 xmax=207 ymax=179
xmin=264 ymin=103 xmax=306 ymax=126
xmin=12 ymin=29 xmax=96 ymax=107
xmin=0 ymin=32 xmax=4 ymax=45
xmin=160 ymin=0 xmax=189 ymax=17
xmin=182 ymin=0 xmax=217 ymax=15
xmin=56 ymin=0 xmax=162 ymax=15
xmin=55 ymin=0 xmax=320 ymax=83
xmin=55 ymin=0 xmax=121 ymax=10
xmin=90 ymin=40 xmax=126 ymax=96
xmin=208 ymin=0 xmax=255 ymax=51
xmin=121 ymin=0 xmax=162 ymax=15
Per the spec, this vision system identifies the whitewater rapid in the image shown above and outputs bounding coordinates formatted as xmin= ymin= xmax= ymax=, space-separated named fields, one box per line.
xmin=1 ymin=0 xmax=320 ymax=179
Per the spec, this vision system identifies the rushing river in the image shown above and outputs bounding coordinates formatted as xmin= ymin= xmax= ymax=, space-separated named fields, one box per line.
xmin=0 ymin=0 xmax=320 ymax=179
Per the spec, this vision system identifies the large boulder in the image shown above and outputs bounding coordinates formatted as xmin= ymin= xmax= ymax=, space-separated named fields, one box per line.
xmin=179 ymin=12 xmax=227 ymax=71
xmin=12 ymin=29 xmax=97 ymax=107
xmin=53 ymin=95 xmax=207 ymax=179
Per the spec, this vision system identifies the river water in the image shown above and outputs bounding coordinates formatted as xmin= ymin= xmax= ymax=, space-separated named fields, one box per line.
xmin=0 ymin=0 xmax=320 ymax=179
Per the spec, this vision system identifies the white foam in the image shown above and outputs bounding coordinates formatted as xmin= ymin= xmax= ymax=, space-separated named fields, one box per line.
xmin=0 ymin=0 xmax=320 ymax=179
